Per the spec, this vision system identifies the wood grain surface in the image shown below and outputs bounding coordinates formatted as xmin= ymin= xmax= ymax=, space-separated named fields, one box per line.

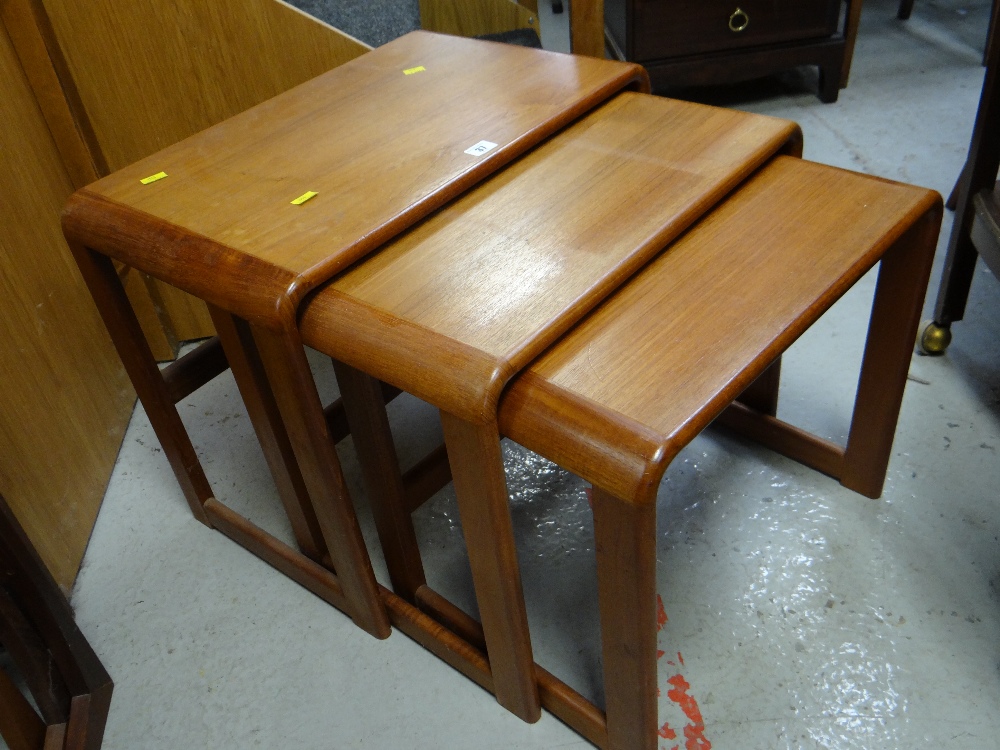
xmin=296 ymin=91 xmax=794 ymax=729
xmin=301 ymin=93 xmax=799 ymax=422
xmin=2 ymin=0 xmax=186 ymax=358
xmin=0 ymin=22 xmax=134 ymax=589
xmin=41 ymin=0 xmax=370 ymax=175
xmin=498 ymin=156 xmax=941 ymax=502
xmin=63 ymin=31 xmax=647 ymax=327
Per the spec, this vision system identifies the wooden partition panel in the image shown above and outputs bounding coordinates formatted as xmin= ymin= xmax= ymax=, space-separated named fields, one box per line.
xmin=43 ymin=0 xmax=369 ymax=173
xmin=0 ymin=22 xmax=135 ymax=591
xmin=2 ymin=0 xmax=183 ymax=361
xmin=0 ymin=1 xmax=368 ymax=588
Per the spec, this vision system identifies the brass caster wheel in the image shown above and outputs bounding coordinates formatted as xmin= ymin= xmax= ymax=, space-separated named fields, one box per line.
xmin=917 ymin=320 xmax=951 ymax=355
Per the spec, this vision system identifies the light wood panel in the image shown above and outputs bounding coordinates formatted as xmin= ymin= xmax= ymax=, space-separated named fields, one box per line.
xmin=0 ymin=0 xmax=177 ymax=360
xmin=40 ymin=0 xmax=371 ymax=344
xmin=42 ymin=0 xmax=369 ymax=174
xmin=0 ymin=22 xmax=135 ymax=591
xmin=420 ymin=0 xmax=539 ymax=39
xmin=0 ymin=0 xmax=372 ymax=589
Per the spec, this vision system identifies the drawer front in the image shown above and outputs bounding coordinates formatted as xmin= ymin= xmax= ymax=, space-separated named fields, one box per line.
xmin=631 ymin=0 xmax=841 ymax=60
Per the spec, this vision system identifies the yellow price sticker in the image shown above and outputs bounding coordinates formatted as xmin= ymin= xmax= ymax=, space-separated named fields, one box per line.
xmin=403 ymin=65 xmax=426 ymax=75
xmin=140 ymin=171 xmax=168 ymax=185
xmin=291 ymin=191 xmax=318 ymax=205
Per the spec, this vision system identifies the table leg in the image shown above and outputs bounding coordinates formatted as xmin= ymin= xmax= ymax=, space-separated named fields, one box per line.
xmin=250 ymin=324 xmax=390 ymax=639
xmin=841 ymin=207 xmax=942 ymax=498
xmin=440 ymin=412 xmax=541 ymax=723
xmin=592 ymin=486 xmax=658 ymax=750
xmin=68 ymin=243 xmax=211 ymax=525
xmin=208 ymin=307 xmax=329 ymax=563
xmin=332 ymin=361 xmax=427 ymax=600
xmin=736 ymin=356 xmax=782 ymax=416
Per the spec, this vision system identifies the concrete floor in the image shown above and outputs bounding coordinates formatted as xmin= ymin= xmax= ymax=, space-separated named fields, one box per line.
xmin=54 ymin=1 xmax=1000 ymax=748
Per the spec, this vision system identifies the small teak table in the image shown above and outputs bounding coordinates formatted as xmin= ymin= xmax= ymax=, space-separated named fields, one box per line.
xmin=493 ymin=157 xmax=940 ymax=747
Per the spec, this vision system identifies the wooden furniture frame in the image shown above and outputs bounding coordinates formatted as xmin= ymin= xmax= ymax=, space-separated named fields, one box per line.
xmin=0 ymin=495 xmax=113 ymax=750
xmin=919 ymin=0 xmax=1000 ymax=353
xmin=492 ymin=157 xmax=940 ymax=747
xmin=63 ymin=30 xmax=646 ymax=720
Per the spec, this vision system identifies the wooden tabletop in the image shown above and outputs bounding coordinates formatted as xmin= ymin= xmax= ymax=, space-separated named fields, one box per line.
xmin=497 ymin=156 xmax=940 ymax=501
xmin=61 ymin=31 xmax=647 ymax=326
xmin=299 ymin=92 xmax=801 ymax=423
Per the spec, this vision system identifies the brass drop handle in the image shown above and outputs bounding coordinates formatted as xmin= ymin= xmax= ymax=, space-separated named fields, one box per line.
xmin=729 ymin=7 xmax=750 ymax=32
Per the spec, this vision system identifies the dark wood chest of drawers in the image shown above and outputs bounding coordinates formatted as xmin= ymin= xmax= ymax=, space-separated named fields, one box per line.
xmin=605 ymin=0 xmax=858 ymax=102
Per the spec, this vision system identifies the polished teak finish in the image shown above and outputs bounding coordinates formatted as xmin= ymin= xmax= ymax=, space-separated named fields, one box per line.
xmin=63 ymin=32 xmax=939 ymax=750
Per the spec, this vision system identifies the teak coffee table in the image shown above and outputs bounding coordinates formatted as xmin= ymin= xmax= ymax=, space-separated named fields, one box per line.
xmin=63 ymin=30 xmax=645 ymax=648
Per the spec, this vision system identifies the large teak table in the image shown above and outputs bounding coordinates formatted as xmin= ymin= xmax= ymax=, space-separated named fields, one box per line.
xmin=62 ymin=28 xmax=644 ymax=650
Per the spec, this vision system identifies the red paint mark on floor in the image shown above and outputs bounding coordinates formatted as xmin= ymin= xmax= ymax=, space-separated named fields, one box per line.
xmin=655 ymin=596 xmax=710 ymax=750
xmin=658 ymin=721 xmax=677 ymax=740
xmin=666 ymin=674 xmax=711 ymax=750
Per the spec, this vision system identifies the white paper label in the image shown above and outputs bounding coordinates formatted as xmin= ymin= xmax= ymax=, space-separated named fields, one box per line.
xmin=464 ymin=140 xmax=498 ymax=157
